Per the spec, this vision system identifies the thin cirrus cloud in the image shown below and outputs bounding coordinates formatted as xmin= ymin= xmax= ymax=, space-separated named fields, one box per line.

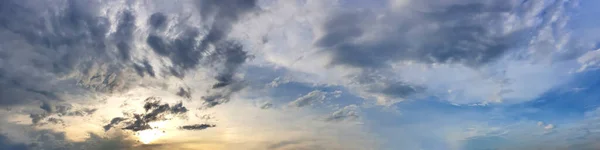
xmin=1 ymin=0 xmax=600 ymax=149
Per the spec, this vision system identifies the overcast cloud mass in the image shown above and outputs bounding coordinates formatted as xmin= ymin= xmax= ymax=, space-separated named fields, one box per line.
xmin=1 ymin=0 xmax=600 ymax=149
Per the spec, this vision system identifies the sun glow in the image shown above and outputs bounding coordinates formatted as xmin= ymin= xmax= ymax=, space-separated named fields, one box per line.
xmin=136 ymin=121 xmax=168 ymax=144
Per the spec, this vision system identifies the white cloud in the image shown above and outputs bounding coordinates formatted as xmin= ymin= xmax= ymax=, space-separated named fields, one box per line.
xmin=577 ymin=49 xmax=600 ymax=72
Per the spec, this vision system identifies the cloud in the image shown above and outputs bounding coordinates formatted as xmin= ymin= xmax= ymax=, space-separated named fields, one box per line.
xmin=288 ymin=90 xmax=327 ymax=108
xmin=347 ymin=71 xmax=425 ymax=104
xmin=176 ymin=87 xmax=192 ymax=99
xmin=259 ymin=103 xmax=273 ymax=109
xmin=178 ymin=124 xmax=216 ymax=131
xmin=316 ymin=1 xmax=522 ymax=69
xmin=0 ymin=0 xmax=258 ymax=109
xmin=29 ymin=101 xmax=97 ymax=125
xmin=0 ymin=134 xmax=28 ymax=150
xmin=577 ymin=49 xmax=600 ymax=72
xmin=2 ymin=0 xmax=599 ymax=150
xmin=0 ymin=0 xmax=130 ymax=106
xmin=104 ymin=117 xmax=127 ymax=132
xmin=104 ymin=97 xmax=189 ymax=132
xmin=242 ymin=0 xmax=579 ymax=105
xmin=325 ymin=105 xmax=359 ymax=122
xmin=0 ymin=124 xmax=144 ymax=150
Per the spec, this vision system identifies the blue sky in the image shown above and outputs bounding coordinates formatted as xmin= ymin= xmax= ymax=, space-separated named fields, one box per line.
xmin=1 ymin=0 xmax=600 ymax=149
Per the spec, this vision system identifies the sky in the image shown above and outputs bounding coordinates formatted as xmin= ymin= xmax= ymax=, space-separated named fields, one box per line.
xmin=1 ymin=0 xmax=600 ymax=149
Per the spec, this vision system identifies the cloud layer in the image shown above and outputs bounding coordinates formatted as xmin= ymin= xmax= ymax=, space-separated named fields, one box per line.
xmin=1 ymin=0 xmax=600 ymax=149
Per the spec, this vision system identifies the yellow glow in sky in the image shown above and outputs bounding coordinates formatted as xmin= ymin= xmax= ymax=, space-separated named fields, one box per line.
xmin=136 ymin=121 xmax=168 ymax=144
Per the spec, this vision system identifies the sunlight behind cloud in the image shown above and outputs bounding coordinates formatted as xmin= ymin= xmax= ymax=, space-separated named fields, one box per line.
xmin=136 ymin=121 xmax=168 ymax=144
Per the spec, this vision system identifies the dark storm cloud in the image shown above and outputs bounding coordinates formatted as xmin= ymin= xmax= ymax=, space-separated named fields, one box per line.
xmin=178 ymin=124 xmax=216 ymax=130
xmin=104 ymin=97 xmax=189 ymax=132
xmin=316 ymin=1 xmax=530 ymax=69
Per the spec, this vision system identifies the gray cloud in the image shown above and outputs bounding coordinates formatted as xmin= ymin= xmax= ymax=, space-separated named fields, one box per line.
xmin=178 ymin=124 xmax=216 ymax=131
xmin=0 ymin=134 xmax=28 ymax=150
xmin=29 ymin=114 xmax=47 ymax=125
xmin=103 ymin=117 xmax=127 ymax=131
xmin=347 ymin=71 xmax=425 ymax=103
xmin=133 ymin=60 xmax=156 ymax=78
xmin=196 ymin=0 xmax=255 ymax=91
xmin=148 ymin=12 xmax=167 ymax=30
xmin=46 ymin=117 xmax=65 ymax=126
xmin=260 ymin=103 xmax=273 ymax=109
xmin=200 ymin=81 xmax=246 ymax=108
xmin=29 ymin=102 xmax=97 ymax=125
xmin=176 ymin=87 xmax=192 ymax=99
xmin=144 ymin=0 xmax=255 ymax=80
xmin=142 ymin=0 xmax=257 ymax=108
xmin=313 ymin=0 xmax=563 ymax=103
xmin=316 ymin=1 xmax=526 ymax=69
xmin=0 ymin=0 xmax=133 ymax=106
xmin=104 ymin=97 xmax=189 ymax=132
